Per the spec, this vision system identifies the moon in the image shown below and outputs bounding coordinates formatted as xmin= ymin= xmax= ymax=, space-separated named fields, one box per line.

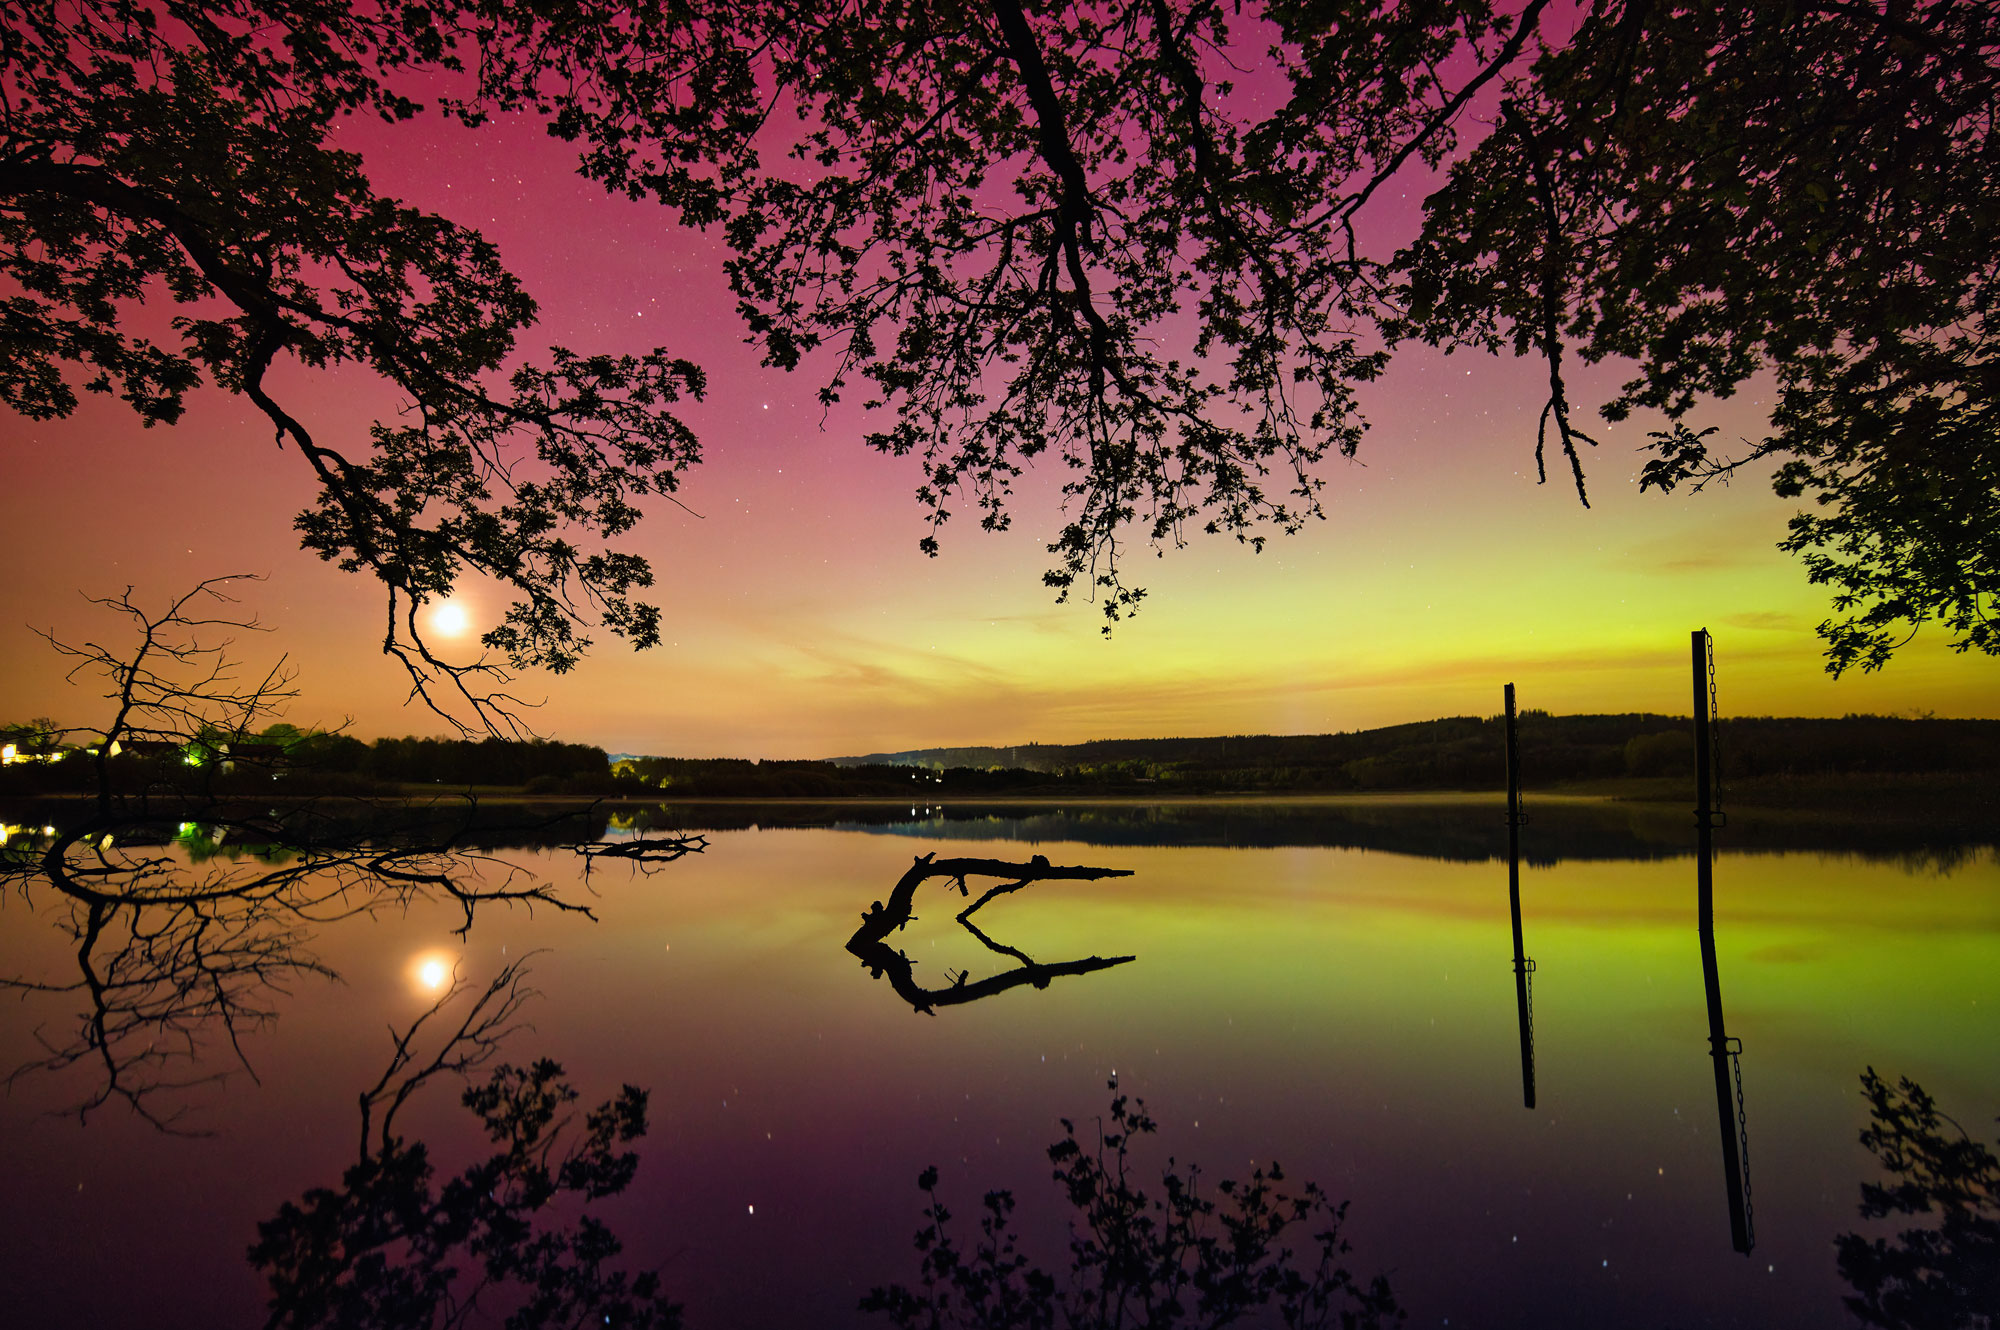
xmin=416 ymin=956 xmax=451 ymax=991
xmin=431 ymin=601 xmax=470 ymax=637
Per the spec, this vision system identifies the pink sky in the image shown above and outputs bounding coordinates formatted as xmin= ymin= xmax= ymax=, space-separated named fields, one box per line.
xmin=2 ymin=70 xmax=1991 ymax=757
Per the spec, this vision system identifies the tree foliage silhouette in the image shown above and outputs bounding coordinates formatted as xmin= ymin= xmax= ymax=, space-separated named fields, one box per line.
xmin=5 ymin=1 xmax=1992 ymax=671
xmin=1836 ymin=1068 xmax=2000 ymax=1330
xmin=863 ymin=1081 xmax=1400 ymax=1329
xmin=250 ymin=959 xmax=681 ymax=1329
xmin=2 ymin=1 xmax=705 ymax=730
xmin=1399 ymin=2 xmax=1999 ymax=672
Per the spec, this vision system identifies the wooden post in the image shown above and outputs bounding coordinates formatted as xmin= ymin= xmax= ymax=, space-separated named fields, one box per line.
xmin=1693 ymin=632 xmax=1715 ymax=927
xmin=1693 ymin=629 xmax=1753 ymax=1254
xmin=1505 ymin=683 xmax=1535 ymax=1109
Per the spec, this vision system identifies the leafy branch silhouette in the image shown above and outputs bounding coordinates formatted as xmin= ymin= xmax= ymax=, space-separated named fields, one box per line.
xmin=250 ymin=956 xmax=680 ymax=1330
xmin=864 ymin=1081 xmax=1401 ymax=1329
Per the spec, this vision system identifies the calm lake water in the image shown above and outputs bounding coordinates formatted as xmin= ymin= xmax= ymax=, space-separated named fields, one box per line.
xmin=2 ymin=798 xmax=1996 ymax=1328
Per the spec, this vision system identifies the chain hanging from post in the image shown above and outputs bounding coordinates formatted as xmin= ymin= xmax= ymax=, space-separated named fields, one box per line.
xmin=1522 ymin=956 xmax=1536 ymax=1028
xmin=1727 ymin=1034 xmax=1755 ymax=1250
xmin=1705 ymin=630 xmax=1726 ymax=821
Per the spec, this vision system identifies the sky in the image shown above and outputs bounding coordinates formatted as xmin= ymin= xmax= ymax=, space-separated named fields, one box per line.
xmin=1 ymin=76 xmax=1992 ymax=759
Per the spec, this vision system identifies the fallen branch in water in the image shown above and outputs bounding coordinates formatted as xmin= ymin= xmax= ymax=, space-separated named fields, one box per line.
xmin=846 ymin=853 xmax=1135 ymax=1015
xmin=575 ymin=834 xmax=708 ymax=874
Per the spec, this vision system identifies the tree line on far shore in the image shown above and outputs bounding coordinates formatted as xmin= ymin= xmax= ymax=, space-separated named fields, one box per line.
xmin=5 ymin=713 xmax=1995 ymax=801
xmin=0 ymin=723 xmax=613 ymax=796
xmin=830 ymin=713 xmax=2000 ymax=796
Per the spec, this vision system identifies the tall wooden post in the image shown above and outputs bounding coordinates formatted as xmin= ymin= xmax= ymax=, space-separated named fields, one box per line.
xmin=1693 ymin=632 xmax=1716 ymax=927
xmin=1693 ymin=629 xmax=1753 ymax=1254
xmin=1505 ymin=683 xmax=1535 ymax=1109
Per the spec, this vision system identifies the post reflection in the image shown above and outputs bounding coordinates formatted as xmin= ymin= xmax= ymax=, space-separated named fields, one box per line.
xmin=1504 ymin=683 xmax=1535 ymax=1111
xmin=1693 ymin=629 xmax=1754 ymax=1256
xmin=1698 ymin=914 xmax=1755 ymax=1256
xmin=846 ymin=852 xmax=1136 ymax=1014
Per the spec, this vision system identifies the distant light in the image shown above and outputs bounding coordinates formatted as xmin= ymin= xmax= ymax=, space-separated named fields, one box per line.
xmin=418 ymin=958 xmax=450 ymax=991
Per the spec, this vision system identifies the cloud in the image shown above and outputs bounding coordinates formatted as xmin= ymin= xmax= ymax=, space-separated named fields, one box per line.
xmin=1616 ymin=511 xmax=1787 ymax=575
xmin=1720 ymin=611 xmax=1805 ymax=632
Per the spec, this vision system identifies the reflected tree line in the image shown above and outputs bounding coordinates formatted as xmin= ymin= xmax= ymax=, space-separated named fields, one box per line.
xmin=250 ymin=958 xmax=684 ymax=1330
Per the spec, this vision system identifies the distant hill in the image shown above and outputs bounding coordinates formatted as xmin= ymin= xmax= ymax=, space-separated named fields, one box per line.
xmin=828 ymin=714 xmax=2000 ymax=790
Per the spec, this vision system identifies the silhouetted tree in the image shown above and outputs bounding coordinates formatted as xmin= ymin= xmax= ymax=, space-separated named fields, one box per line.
xmin=2 ymin=2 xmax=705 ymax=730
xmin=7 ymin=2 xmax=1992 ymax=672
xmin=1399 ymin=2 xmax=1999 ymax=673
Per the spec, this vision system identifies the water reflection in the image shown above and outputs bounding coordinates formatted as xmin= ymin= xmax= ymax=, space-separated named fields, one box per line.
xmin=846 ymin=852 xmax=1135 ymax=1014
xmin=542 ymin=797 xmax=2000 ymax=865
xmin=1836 ymin=1070 xmax=2000 ymax=1328
xmin=1698 ymin=897 xmax=1756 ymax=1256
xmin=12 ymin=798 xmax=1995 ymax=867
xmin=1504 ymin=684 xmax=1536 ymax=1111
xmin=250 ymin=958 xmax=681 ymax=1329
xmin=2 ymin=815 xmax=1995 ymax=1328
xmin=0 ymin=804 xmax=702 ymax=1129
xmin=1693 ymin=632 xmax=1755 ymax=1256
xmin=864 ymin=1083 xmax=1401 ymax=1330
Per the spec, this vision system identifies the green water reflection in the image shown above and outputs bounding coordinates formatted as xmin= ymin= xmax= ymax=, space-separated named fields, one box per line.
xmin=0 ymin=808 xmax=1994 ymax=1328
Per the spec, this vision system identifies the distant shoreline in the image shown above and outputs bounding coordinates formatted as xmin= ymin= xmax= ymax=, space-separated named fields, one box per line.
xmin=9 ymin=771 xmax=1989 ymax=831
xmin=6 ymin=771 xmax=1991 ymax=803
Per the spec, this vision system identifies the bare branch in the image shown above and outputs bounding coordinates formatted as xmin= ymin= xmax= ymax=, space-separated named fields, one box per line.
xmin=846 ymin=853 xmax=1136 ymax=1015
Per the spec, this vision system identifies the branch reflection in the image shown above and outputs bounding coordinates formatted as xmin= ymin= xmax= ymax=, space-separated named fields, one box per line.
xmin=847 ymin=852 xmax=1135 ymax=1014
xmin=1836 ymin=1069 xmax=1999 ymax=1329
xmin=4 ymin=809 xmax=701 ymax=1131
xmin=250 ymin=957 xmax=681 ymax=1330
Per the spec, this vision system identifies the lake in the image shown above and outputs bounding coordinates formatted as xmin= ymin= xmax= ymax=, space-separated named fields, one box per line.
xmin=2 ymin=797 xmax=1996 ymax=1328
